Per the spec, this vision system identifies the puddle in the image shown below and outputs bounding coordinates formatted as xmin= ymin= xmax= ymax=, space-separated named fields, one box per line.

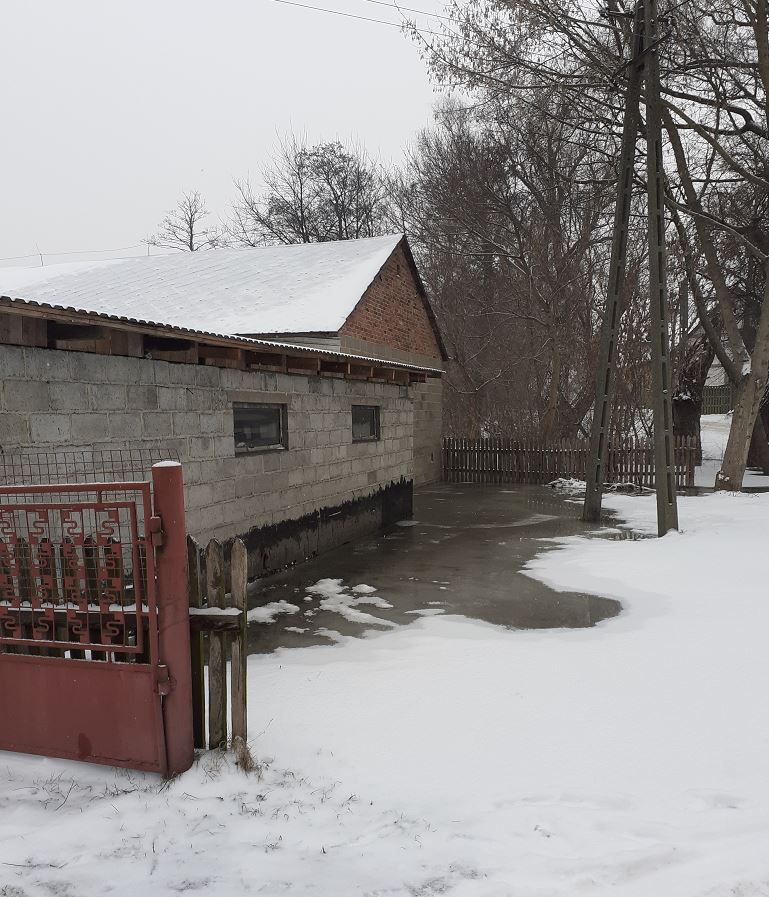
xmin=246 ymin=485 xmax=623 ymax=654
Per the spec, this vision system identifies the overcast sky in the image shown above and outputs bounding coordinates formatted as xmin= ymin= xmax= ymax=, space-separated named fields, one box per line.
xmin=1 ymin=0 xmax=446 ymax=267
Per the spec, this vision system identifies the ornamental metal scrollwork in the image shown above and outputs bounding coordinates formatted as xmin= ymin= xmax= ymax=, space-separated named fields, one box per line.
xmin=0 ymin=607 xmax=20 ymax=638
xmin=59 ymin=509 xmax=85 ymax=543
xmin=66 ymin=610 xmax=89 ymax=644
xmin=26 ymin=509 xmax=51 ymax=543
xmin=32 ymin=607 xmax=55 ymax=640
xmin=0 ymin=511 xmax=17 ymax=541
xmin=95 ymin=508 xmax=121 ymax=543
xmin=0 ymin=489 xmax=150 ymax=657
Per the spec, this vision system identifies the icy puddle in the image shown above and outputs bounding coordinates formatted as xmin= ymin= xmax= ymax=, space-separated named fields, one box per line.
xmin=247 ymin=485 xmax=621 ymax=653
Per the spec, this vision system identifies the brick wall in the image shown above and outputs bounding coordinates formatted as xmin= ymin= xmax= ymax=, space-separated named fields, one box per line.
xmin=2 ymin=345 xmax=422 ymax=573
xmin=341 ymin=243 xmax=442 ymax=361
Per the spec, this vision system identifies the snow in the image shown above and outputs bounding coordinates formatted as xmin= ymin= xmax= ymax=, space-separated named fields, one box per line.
xmin=351 ymin=583 xmax=378 ymax=594
xmin=189 ymin=605 xmax=242 ymax=616
xmin=305 ymin=577 xmax=395 ymax=626
xmin=696 ymin=413 xmax=769 ymax=488
xmin=0 ymin=234 xmax=403 ymax=337
xmin=547 ymin=476 xmax=587 ymax=493
xmin=246 ymin=600 xmax=300 ymax=624
xmin=3 ymin=491 xmax=769 ymax=895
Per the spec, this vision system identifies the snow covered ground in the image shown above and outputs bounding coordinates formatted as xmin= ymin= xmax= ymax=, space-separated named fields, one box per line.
xmin=696 ymin=413 xmax=769 ymax=488
xmin=3 ymin=490 xmax=769 ymax=896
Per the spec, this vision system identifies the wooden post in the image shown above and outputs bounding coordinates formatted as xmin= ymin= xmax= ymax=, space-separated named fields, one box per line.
xmin=230 ymin=539 xmax=248 ymax=746
xmin=644 ymin=0 xmax=679 ymax=534
xmin=187 ymin=536 xmax=206 ymax=750
xmin=583 ymin=0 xmax=645 ymax=521
xmin=206 ymin=539 xmax=227 ymax=750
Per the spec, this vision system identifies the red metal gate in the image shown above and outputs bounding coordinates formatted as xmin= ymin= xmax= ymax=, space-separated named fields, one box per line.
xmin=0 ymin=464 xmax=193 ymax=776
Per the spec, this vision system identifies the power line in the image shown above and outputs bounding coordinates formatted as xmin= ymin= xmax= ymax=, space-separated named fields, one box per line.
xmin=47 ymin=243 xmax=144 ymax=257
xmin=357 ymin=0 xmax=456 ymax=23
xmin=265 ymin=0 xmax=590 ymax=64
xmin=0 ymin=244 xmax=145 ymax=263
xmin=266 ymin=0 xmax=449 ymax=35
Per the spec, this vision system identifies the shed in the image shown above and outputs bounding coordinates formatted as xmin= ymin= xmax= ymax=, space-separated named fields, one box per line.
xmin=0 ymin=234 xmax=444 ymax=576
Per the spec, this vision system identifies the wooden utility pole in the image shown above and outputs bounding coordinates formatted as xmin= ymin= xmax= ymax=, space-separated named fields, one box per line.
xmin=643 ymin=0 xmax=679 ymax=534
xmin=583 ymin=1 xmax=645 ymax=524
xmin=583 ymin=0 xmax=679 ymax=536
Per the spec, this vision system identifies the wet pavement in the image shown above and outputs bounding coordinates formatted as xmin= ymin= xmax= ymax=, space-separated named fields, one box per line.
xmin=247 ymin=485 xmax=622 ymax=654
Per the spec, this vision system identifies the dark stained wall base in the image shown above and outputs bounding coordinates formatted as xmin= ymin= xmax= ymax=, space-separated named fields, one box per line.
xmin=226 ymin=478 xmax=413 ymax=581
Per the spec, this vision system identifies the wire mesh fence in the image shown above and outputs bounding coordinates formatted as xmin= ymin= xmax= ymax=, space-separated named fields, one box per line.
xmin=0 ymin=448 xmax=179 ymax=489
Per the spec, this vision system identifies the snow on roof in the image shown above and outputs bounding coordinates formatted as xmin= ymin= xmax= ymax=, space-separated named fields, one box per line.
xmin=0 ymin=234 xmax=404 ymax=336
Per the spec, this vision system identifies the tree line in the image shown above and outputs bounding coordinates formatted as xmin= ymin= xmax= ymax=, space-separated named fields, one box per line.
xmin=150 ymin=0 xmax=769 ymax=493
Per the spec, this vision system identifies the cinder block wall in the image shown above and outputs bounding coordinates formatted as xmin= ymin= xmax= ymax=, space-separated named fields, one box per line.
xmin=337 ymin=338 xmax=443 ymax=486
xmin=411 ymin=379 xmax=443 ymax=485
xmin=1 ymin=345 xmax=420 ymax=573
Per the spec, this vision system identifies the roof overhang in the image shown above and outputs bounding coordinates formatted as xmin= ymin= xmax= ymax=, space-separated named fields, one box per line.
xmin=0 ymin=295 xmax=444 ymax=379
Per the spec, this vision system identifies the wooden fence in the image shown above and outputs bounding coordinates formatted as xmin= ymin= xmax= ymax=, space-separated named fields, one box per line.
xmin=442 ymin=436 xmax=698 ymax=488
xmin=186 ymin=536 xmax=248 ymax=752
xmin=702 ymin=384 xmax=734 ymax=415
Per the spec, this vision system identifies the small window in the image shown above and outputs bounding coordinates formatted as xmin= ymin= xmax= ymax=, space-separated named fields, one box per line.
xmin=352 ymin=405 xmax=380 ymax=442
xmin=233 ymin=403 xmax=286 ymax=453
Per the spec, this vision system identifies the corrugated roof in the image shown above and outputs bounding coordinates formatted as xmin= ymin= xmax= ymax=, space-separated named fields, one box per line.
xmin=0 ymin=234 xmax=403 ymax=336
xmin=0 ymin=295 xmax=444 ymax=374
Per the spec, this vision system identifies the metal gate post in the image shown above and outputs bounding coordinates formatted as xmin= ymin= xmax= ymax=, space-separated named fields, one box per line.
xmin=152 ymin=462 xmax=194 ymax=776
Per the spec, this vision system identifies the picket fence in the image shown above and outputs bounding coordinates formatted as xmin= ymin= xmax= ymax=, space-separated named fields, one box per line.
xmin=442 ymin=436 xmax=698 ymax=488
xmin=186 ymin=536 xmax=248 ymax=752
xmin=702 ymin=384 xmax=733 ymax=415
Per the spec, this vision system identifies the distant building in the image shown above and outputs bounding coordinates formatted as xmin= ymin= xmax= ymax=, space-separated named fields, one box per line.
xmin=0 ymin=234 xmax=445 ymax=575
xmin=703 ymin=357 xmax=734 ymax=414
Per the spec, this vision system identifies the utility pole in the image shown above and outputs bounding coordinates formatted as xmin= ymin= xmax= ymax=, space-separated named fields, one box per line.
xmin=583 ymin=0 xmax=679 ymax=536
xmin=643 ymin=0 xmax=678 ymax=534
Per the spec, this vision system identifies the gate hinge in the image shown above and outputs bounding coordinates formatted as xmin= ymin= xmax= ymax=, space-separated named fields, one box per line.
xmin=156 ymin=664 xmax=173 ymax=696
xmin=149 ymin=515 xmax=164 ymax=547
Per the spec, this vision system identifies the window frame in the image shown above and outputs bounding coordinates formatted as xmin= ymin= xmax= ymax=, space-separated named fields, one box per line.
xmin=351 ymin=404 xmax=381 ymax=443
xmin=233 ymin=402 xmax=288 ymax=455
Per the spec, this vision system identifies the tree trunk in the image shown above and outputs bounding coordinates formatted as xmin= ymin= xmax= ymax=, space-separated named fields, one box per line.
xmin=672 ymin=329 xmax=714 ymax=465
xmin=716 ymin=263 xmax=769 ymax=490
xmin=540 ymin=344 xmax=561 ymax=441
xmin=747 ymin=412 xmax=769 ymax=473
xmin=672 ymin=395 xmax=703 ymax=463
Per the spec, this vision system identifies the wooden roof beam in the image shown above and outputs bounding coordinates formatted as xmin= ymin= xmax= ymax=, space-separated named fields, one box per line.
xmin=319 ymin=359 xmax=349 ymax=375
xmin=286 ymin=354 xmax=321 ymax=373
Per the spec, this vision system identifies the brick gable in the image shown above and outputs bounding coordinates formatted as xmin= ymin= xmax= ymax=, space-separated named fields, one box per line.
xmin=340 ymin=242 xmax=442 ymax=360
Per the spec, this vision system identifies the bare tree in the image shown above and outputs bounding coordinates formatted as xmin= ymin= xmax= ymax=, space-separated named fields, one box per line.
xmin=227 ymin=135 xmax=389 ymax=246
xmin=149 ymin=191 xmax=221 ymax=252
xmin=393 ymin=96 xmax=623 ymax=440
xmin=412 ymin=0 xmax=769 ymax=488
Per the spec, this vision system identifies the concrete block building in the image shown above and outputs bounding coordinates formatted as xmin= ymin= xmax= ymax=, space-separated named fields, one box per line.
xmin=0 ymin=234 xmax=445 ymax=575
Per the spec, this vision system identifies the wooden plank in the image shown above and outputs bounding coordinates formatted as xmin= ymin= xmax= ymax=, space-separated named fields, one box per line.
xmin=349 ymin=363 xmax=374 ymax=379
xmin=187 ymin=536 xmax=206 ymax=750
xmin=688 ymin=435 xmax=696 ymax=487
xmin=230 ymin=539 xmax=248 ymax=746
xmin=199 ymin=344 xmax=244 ymax=364
xmin=286 ymin=354 xmax=321 ymax=373
xmin=189 ymin=610 xmax=242 ymax=632
xmin=206 ymin=539 xmax=228 ymax=751
xmin=320 ymin=359 xmax=350 ymax=375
